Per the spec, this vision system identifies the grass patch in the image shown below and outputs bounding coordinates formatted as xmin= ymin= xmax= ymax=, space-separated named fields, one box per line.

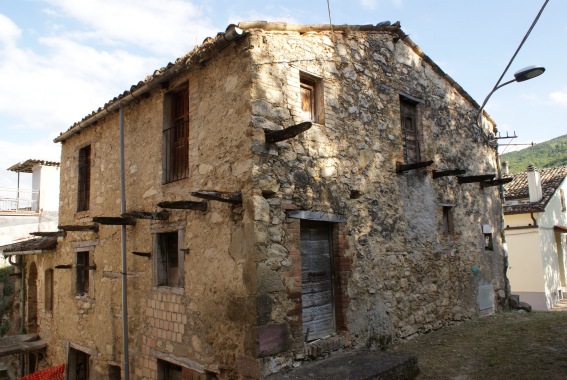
xmin=389 ymin=311 xmax=567 ymax=379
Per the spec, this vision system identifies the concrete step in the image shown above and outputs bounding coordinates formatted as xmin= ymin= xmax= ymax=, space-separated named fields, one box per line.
xmin=265 ymin=349 xmax=419 ymax=380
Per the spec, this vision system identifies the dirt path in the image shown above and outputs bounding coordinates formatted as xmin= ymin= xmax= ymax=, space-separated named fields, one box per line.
xmin=389 ymin=303 xmax=567 ymax=379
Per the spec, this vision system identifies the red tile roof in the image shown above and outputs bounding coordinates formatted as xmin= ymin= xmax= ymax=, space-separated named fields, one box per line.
xmin=503 ymin=166 xmax=567 ymax=214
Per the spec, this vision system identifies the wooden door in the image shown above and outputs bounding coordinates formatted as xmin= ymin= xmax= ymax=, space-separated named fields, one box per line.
xmin=301 ymin=220 xmax=334 ymax=341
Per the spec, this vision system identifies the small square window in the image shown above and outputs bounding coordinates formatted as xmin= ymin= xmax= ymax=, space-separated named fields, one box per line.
xmin=157 ymin=359 xmax=209 ymax=380
xmin=484 ymin=233 xmax=493 ymax=251
xmin=155 ymin=231 xmax=183 ymax=287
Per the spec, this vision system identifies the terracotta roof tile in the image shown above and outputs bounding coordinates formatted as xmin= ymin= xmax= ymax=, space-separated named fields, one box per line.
xmin=503 ymin=166 xmax=567 ymax=214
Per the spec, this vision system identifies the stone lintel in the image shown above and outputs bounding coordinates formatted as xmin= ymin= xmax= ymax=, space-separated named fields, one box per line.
xmin=286 ymin=210 xmax=346 ymax=223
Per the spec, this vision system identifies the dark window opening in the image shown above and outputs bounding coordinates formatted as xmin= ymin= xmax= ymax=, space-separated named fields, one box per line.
xmin=164 ymin=87 xmax=189 ymax=183
xmin=108 ymin=365 xmax=121 ymax=380
xmin=400 ymin=98 xmax=420 ymax=164
xmin=45 ymin=269 xmax=53 ymax=313
xmin=157 ymin=359 xmax=210 ymax=380
xmin=484 ymin=233 xmax=493 ymax=251
xmin=156 ymin=232 xmax=181 ymax=287
xmin=67 ymin=348 xmax=89 ymax=380
xmin=77 ymin=145 xmax=91 ymax=212
xmin=442 ymin=206 xmax=454 ymax=234
xmin=76 ymin=251 xmax=90 ymax=296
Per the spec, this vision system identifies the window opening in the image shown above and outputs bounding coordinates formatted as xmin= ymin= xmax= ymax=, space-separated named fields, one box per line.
xmin=442 ymin=206 xmax=454 ymax=234
xmin=300 ymin=81 xmax=315 ymax=121
xmin=77 ymin=145 xmax=91 ymax=211
xmin=400 ymin=98 xmax=420 ymax=164
xmin=68 ymin=347 xmax=90 ymax=380
xmin=484 ymin=233 xmax=493 ymax=251
xmin=45 ymin=269 xmax=53 ymax=313
xmin=157 ymin=359 xmax=209 ymax=380
xmin=76 ymin=251 xmax=90 ymax=296
xmin=156 ymin=232 xmax=181 ymax=287
xmin=164 ymin=87 xmax=189 ymax=183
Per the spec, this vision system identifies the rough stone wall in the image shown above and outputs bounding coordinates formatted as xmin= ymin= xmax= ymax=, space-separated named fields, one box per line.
xmin=51 ymin=40 xmax=256 ymax=379
xmin=247 ymin=29 xmax=506 ymax=376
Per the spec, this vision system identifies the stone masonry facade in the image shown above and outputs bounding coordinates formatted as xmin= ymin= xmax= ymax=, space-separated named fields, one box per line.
xmin=16 ymin=22 xmax=506 ymax=379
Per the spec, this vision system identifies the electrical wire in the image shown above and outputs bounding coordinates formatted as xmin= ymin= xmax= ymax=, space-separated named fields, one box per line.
xmin=490 ymin=0 xmax=550 ymax=93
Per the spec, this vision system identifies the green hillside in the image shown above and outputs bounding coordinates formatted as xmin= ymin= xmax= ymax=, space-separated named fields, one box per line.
xmin=500 ymin=134 xmax=567 ymax=174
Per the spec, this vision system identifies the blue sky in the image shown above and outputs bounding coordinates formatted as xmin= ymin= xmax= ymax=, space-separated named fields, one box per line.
xmin=1 ymin=0 xmax=565 ymax=188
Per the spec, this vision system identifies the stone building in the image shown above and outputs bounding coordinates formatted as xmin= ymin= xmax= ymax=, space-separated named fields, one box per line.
xmin=2 ymin=21 xmax=507 ymax=379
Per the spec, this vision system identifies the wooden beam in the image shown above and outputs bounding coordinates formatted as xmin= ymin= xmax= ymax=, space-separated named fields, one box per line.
xmin=264 ymin=122 xmax=312 ymax=144
xmin=157 ymin=201 xmax=208 ymax=211
xmin=58 ymin=224 xmax=99 ymax=232
xmin=29 ymin=231 xmax=66 ymax=237
xmin=432 ymin=169 xmax=467 ymax=179
xmin=55 ymin=264 xmax=72 ymax=269
xmin=122 ymin=211 xmax=169 ymax=220
xmin=396 ymin=160 xmax=434 ymax=173
xmin=482 ymin=177 xmax=513 ymax=188
xmin=92 ymin=216 xmax=136 ymax=225
xmin=191 ymin=191 xmax=242 ymax=204
xmin=457 ymin=174 xmax=496 ymax=184
xmin=132 ymin=251 xmax=152 ymax=258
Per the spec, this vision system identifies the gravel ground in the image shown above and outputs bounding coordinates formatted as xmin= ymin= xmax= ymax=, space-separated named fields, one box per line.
xmin=388 ymin=300 xmax=567 ymax=380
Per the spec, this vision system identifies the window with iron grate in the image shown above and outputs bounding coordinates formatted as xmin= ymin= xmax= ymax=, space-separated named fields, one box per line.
xmin=77 ymin=145 xmax=91 ymax=211
xmin=163 ymin=87 xmax=189 ymax=184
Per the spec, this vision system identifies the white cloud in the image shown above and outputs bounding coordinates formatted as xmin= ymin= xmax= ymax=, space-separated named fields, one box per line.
xmin=360 ymin=0 xmax=379 ymax=10
xmin=42 ymin=0 xmax=218 ymax=57
xmin=550 ymin=90 xmax=567 ymax=107
xmin=360 ymin=0 xmax=402 ymax=10
xmin=0 ymin=14 xmax=22 ymax=47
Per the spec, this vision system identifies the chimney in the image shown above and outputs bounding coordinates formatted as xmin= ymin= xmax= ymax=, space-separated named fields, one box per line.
xmin=527 ymin=165 xmax=543 ymax=202
xmin=501 ymin=161 xmax=509 ymax=176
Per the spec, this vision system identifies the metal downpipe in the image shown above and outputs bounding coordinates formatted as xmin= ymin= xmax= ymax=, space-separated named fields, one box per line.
xmin=119 ymin=106 xmax=130 ymax=379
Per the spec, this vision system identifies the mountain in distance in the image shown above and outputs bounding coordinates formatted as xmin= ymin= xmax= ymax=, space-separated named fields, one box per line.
xmin=500 ymin=134 xmax=567 ymax=174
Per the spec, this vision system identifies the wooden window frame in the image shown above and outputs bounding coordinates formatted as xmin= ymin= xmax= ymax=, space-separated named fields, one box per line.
xmin=163 ymin=86 xmax=189 ymax=184
xmin=299 ymin=72 xmax=325 ymax=124
xmin=77 ymin=145 xmax=91 ymax=212
xmin=399 ymin=96 xmax=422 ymax=165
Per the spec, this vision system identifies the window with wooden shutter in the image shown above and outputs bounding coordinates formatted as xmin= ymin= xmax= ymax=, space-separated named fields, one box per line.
xmin=77 ymin=145 xmax=91 ymax=211
xmin=400 ymin=98 xmax=420 ymax=164
xmin=299 ymin=72 xmax=325 ymax=124
xmin=164 ymin=87 xmax=189 ymax=184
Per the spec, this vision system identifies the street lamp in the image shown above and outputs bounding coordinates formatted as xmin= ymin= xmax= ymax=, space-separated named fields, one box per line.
xmin=476 ymin=65 xmax=545 ymax=128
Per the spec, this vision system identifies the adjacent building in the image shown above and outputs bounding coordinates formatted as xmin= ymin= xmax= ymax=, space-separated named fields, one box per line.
xmin=503 ymin=164 xmax=567 ymax=310
xmin=0 ymin=160 xmax=60 ymax=266
xmin=2 ymin=22 xmax=507 ymax=379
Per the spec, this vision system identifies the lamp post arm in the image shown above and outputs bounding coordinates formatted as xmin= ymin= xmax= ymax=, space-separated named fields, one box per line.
xmin=476 ymin=78 xmax=517 ymax=127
